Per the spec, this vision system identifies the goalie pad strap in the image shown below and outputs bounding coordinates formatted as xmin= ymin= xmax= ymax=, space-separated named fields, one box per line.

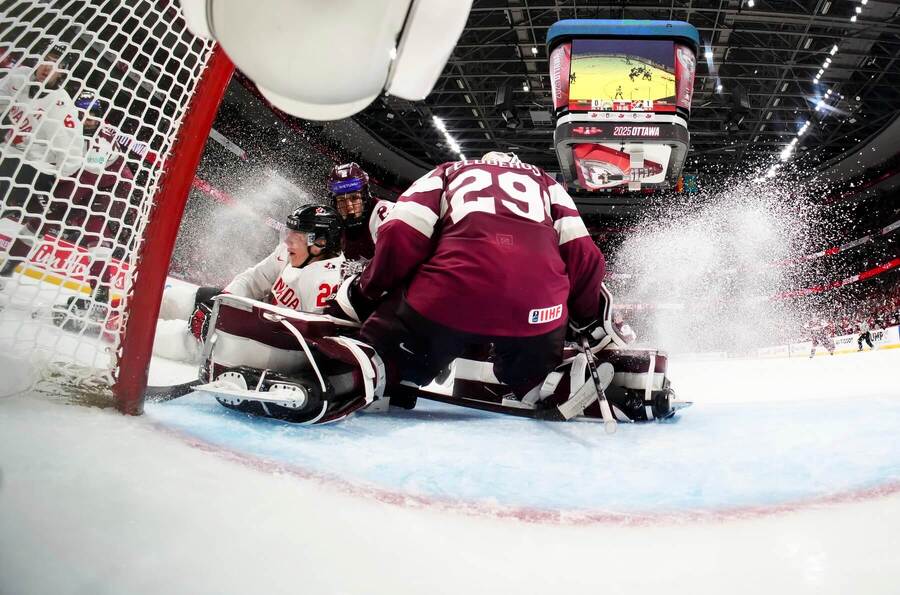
xmin=329 ymin=336 xmax=385 ymax=405
xmin=334 ymin=274 xmax=361 ymax=323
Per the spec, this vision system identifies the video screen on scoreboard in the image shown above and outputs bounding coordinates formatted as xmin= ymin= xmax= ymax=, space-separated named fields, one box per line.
xmin=568 ymin=39 xmax=677 ymax=112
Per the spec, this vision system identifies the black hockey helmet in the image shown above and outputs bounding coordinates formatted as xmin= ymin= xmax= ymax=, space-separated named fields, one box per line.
xmin=285 ymin=204 xmax=343 ymax=255
xmin=327 ymin=162 xmax=371 ymax=229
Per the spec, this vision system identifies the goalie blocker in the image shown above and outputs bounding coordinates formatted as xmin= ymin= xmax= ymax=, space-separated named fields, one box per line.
xmin=193 ymin=293 xmax=687 ymax=425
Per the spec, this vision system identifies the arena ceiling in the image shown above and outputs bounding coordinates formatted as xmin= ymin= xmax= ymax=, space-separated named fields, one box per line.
xmin=351 ymin=0 xmax=900 ymax=190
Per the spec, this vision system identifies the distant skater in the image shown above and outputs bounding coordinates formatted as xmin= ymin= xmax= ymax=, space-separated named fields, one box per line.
xmin=857 ymin=320 xmax=874 ymax=351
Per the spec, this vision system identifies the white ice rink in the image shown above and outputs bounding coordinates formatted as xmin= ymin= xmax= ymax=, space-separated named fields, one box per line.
xmin=2 ymin=347 xmax=899 ymax=594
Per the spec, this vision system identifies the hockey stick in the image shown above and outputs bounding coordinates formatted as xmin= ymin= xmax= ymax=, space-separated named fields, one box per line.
xmin=579 ymin=335 xmax=617 ymax=434
xmin=144 ymin=379 xmax=203 ymax=403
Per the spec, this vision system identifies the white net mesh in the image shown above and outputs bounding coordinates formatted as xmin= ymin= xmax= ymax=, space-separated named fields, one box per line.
xmin=0 ymin=0 xmax=217 ymax=395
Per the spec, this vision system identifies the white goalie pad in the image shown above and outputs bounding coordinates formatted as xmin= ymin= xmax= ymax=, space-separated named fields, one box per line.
xmin=180 ymin=0 xmax=472 ymax=120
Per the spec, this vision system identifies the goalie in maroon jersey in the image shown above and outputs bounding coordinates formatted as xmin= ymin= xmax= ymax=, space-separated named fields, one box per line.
xmin=327 ymin=162 xmax=393 ymax=262
xmin=328 ymin=151 xmax=607 ymax=401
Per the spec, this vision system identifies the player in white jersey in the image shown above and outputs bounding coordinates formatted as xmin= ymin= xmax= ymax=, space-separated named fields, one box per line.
xmin=1 ymin=41 xmax=83 ymax=278
xmin=0 ymin=42 xmax=83 ymax=177
xmin=225 ymin=204 xmax=345 ymax=312
xmin=153 ymin=205 xmax=345 ymax=362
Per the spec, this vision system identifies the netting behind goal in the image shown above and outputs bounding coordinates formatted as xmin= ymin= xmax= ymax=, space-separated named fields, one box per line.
xmin=0 ymin=0 xmax=233 ymax=411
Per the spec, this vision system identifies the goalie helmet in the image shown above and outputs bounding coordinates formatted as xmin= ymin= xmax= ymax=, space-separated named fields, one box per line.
xmin=328 ymin=162 xmax=371 ymax=230
xmin=285 ymin=204 xmax=343 ymax=255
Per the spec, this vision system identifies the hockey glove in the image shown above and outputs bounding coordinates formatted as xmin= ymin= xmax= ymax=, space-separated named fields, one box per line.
xmin=567 ymin=317 xmax=607 ymax=347
xmin=323 ymin=275 xmax=378 ymax=323
xmin=189 ymin=302 xmax=212 ymax=342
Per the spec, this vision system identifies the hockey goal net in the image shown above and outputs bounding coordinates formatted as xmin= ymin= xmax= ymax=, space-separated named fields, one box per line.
xmin=0 ymin=0 xmax=233 ymax=413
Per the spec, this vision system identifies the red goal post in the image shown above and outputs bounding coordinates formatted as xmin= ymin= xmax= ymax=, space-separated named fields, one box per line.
xmin=0 ymin=1 xmax=233 ymax=413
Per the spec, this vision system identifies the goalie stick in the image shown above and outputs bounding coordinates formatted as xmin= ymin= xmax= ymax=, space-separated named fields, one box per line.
xmin=579 ymin=334 xmax=618 ymax=434
xmin=144 ymin=379 xmax=203 ymax=402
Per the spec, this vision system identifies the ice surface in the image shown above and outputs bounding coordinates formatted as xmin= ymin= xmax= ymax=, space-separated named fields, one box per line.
xmin=2 ymin=348 xmax=899 ymax=594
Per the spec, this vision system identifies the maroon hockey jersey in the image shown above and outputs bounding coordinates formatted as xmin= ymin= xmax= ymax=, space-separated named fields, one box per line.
xmin=359 ymin=158 xmax=606 ymax=336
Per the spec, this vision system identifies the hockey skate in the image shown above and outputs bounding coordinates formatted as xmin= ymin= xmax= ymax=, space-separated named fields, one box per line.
xmin=43 ymin=290 xmax=119 ymax=342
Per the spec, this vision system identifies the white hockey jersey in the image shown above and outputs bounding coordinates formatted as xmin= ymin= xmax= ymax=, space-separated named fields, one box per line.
xmin=225 ymin=243 xmax=344 ymax=313
xmin=0 ymin=66 xmax=83 ymax=176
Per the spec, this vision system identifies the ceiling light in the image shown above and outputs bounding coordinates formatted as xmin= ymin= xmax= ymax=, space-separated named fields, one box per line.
xmin=522 ymin=83 xmax=529 ymax=92
xmin=705 ymin=49 xmax=713 ymax=59
xmin=456 ymin=79 xmax=464 ymax=89
xmin=747 ymin=0 xmax=754 ymax=6
xmin=825 ymin=57 xmax=831 ymax=64
xmin=531 ymin=46 xmax=538 ymax=55
xmin=822 ymin=62 xmax=829 ymax=69
xmin=781 ymin=83 xmax=789 ymax=92
xmin=464 ymin=94 xmax=472 ymax=103
xmin=804 ymin=38 xmax=812 ymax=49
xmin=851 ymin=15 xmax=857 ymax=22
xmin=830 ymin=45 xmax=839 ymax=55
xmin=773 ymin=98 xmax=781 ymax=106
xmin=862 ymin=0 xmax=868 ymax=4
xmin=826 ymin=89 xmax=833 ymax=96
xmin=716 ymin=83 xmax=723 ymax=92
xmin=855 ymin=6 xmax=862 ymax=13
xmin=821 ymin=1 xmax=831 ymax=13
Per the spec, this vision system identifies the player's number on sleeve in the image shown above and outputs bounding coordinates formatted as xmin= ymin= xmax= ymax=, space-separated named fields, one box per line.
xmin=316 ymin=283 xmax=337 ymax=307
xmin=448 ymin=170 xmax=545 ymax=224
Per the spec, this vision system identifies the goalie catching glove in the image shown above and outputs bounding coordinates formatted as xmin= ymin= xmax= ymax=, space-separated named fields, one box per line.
xmin=567 ymin=316 xmax=607 ymax=348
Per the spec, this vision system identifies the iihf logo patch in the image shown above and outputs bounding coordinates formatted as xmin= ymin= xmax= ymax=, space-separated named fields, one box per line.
xmin=528 ymin=304 xmax=563 ymax=324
